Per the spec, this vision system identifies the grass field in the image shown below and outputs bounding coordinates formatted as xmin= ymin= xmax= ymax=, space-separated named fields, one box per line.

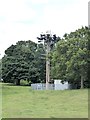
xmin=0 ymin=83 xmax=2 ymax=120
xmin=1 ymin=83 xmax=88 ymax=118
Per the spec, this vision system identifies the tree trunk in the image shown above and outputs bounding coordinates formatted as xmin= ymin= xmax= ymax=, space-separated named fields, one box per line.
xmin=14 ymin=79 xmax=20 ymax=85
xmin=81 ymin=75 xmax=84 ymax=89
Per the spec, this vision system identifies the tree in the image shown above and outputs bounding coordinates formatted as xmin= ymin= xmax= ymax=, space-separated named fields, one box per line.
xmin=2 ymin=40 xmax=46 ymax=85
xmin=35 ymin=43 xmax=46 ymax=83
xmin=51 ymin=26 xmax=89 ymax=88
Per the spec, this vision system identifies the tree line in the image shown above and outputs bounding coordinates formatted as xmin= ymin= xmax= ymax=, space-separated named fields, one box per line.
xmin=1 ymin=26 xmax=90 ymax=88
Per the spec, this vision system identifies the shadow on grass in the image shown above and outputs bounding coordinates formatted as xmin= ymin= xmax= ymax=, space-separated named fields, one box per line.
xmin=2 ymin=82 xmax=30 ymax=87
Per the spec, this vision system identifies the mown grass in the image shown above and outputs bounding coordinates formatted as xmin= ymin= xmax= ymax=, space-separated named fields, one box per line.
xmin=0 ymin=83 xmax=2 ymax=120
xmin=1 ymin=83 xmax=88 ymax=118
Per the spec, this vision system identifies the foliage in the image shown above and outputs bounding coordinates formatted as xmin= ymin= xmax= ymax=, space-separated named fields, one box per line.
xmin=51 ymin=26 xmax=89 ymax=88
xmin=1 ymin=26 xmax=90 ymax=88
xmin=20 ymin=80 xmax=29 ymax=86
xmin=2 ymin=40 xmax=46 ymax=85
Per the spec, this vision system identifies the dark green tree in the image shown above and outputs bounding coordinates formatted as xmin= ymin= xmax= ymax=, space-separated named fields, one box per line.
xmin=2 ymin=40 xmax=46 ymax=85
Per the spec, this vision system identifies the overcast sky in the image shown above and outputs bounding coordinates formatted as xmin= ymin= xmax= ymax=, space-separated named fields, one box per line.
xmin=0 ymin=0 xmax=89 ymax=58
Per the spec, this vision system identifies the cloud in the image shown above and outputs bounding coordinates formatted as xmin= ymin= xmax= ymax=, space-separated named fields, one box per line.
xmin=30 ymin=0 xmax=49 ymax=4
xmin=0 ymin=0 xmax=36 ymax=22
xmin=42 ymin=0 xmax=88 ymax=36
xmin=0 ymin=0 xmax=89 ymax=58
xmin=0 ymin=0 xmax=39 ymax=58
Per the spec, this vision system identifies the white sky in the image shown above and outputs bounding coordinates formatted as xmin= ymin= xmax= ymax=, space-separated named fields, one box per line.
xmin=0 ymin=0 xmax=89 ymax=58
